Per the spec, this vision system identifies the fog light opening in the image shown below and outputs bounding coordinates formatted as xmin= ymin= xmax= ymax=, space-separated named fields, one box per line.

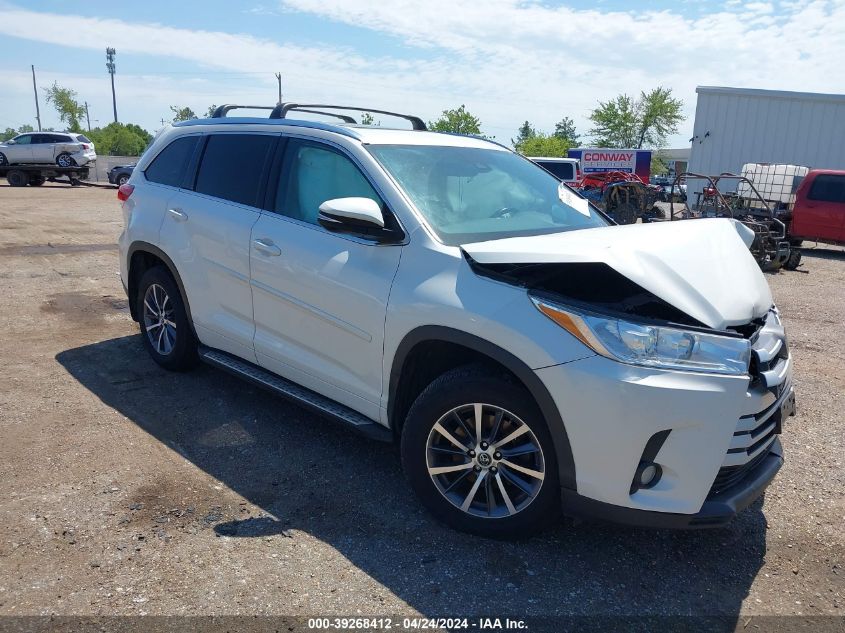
xmin=631 ymin=461 xmax=663 ymax=493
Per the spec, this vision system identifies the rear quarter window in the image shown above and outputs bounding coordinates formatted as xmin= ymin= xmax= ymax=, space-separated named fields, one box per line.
xmin=194 ymin=134 xmax=275 ymax=207
xmin=808 ymin=174 xmax=845 ymax=203
xmin=76 ymin=135 xmax=92 ymax=143
xmin=144 ymin=136 xmax=199 ymax=188
xmin=542 ymin=162 xmax=575 ymax=181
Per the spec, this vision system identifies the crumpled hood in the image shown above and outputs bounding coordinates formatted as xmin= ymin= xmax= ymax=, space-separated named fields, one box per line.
xmin=462 ymin=218 xmax=773 ymax=330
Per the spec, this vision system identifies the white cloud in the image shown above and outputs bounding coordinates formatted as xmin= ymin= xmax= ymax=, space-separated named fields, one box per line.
xmin=0 ymin=1 xmax=843 ymax=145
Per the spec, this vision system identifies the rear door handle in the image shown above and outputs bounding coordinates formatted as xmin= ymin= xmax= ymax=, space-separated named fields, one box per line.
xmin=253 ymin=238 xmax=281 ymax=256
xmin=168 ymin=208 xmax=188 ymax=222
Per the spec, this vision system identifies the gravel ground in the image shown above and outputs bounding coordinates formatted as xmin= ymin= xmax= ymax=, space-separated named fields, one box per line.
xmin=0 ymin=184 xmax=842 ymax=627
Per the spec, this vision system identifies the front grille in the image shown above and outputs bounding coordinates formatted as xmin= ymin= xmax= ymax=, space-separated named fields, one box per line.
xmin=707 ymin=309 xmax=790 ymax=498
xmin=708 ymin=448 xmax=770 ymax=497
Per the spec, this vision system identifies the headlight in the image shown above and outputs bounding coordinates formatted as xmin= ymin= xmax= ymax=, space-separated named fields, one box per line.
xmin=532 ymin=298 xmax=751 ymax=376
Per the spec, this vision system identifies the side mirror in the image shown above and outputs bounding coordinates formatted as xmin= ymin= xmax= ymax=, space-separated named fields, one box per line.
xmin=318 ymin=197 xmax=384 ymax=229
xmin=6 ymin=139 xmax=16 ymax=145
xmin=318 ymin=197 xmax=403 ymax=243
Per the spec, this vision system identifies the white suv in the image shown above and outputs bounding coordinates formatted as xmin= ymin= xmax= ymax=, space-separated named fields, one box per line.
xmin=0 ymin=132 xmax=96 ymax=167
xmin=117 ymin=104 xmax=795 ymax=538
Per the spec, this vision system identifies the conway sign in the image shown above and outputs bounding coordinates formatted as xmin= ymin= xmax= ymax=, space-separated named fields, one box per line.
xmin=568 ymin=148 xmax=652 ymax=181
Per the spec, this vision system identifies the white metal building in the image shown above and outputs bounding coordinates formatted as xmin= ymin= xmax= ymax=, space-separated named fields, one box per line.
xmin=686 ymin=86 xmax=845 ymax=199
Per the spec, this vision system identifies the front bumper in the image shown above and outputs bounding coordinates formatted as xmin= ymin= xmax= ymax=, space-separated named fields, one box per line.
xmin=562 ymin=438 xmax=783 ymax=528
xmin=536 ymin=309 xmax=793 ymax=525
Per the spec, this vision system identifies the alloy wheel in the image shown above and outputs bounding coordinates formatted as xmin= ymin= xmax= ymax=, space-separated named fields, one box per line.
xmin=142 ymin=283 xmax=177 ymax=356
xmin=56 ymin=154 xmax=74 ymax=167
xmin=426 ymin=403 xmax=545 ymax=518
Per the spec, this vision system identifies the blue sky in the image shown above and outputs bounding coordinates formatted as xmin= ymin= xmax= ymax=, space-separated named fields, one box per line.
xmin=1 ymin=0 xmax=843 ymax=146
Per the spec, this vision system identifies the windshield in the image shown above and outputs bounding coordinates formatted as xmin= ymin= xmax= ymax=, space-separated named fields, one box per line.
xmin=368 ymin=144 xmax=607 ymax=245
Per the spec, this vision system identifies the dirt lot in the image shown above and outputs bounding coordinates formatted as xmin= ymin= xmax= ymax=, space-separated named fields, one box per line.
xmin=0 ymin=183 xmax=843 ymax=626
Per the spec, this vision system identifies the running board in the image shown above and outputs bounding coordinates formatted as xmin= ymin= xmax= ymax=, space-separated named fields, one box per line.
xmin=198 ymin=347 xmax=392 ymax=442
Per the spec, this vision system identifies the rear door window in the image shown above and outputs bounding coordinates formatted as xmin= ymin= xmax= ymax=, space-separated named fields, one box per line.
xmin=144 ymin=136 xmax=199 ymax=188
xmin=194 ymin=134 xmax=275 ymax=207
xmin=808 ymin=174 xmax=845 ymax=203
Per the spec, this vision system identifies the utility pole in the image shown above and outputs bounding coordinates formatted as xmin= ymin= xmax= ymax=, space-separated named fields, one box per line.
xmin=31 ymin=65 xmax=42 ymax=131
xmin=275 ymin=72 xmax=282 ymax=105
xmin=160 ymin=118 xmax=167 ymax=127
xmin=84 ymin=102 xmax=91 ymax=132
xmin=106 ymin=47 xmax=118 ymax=123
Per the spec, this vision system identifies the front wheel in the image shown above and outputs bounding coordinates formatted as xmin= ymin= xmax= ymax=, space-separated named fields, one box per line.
xmin=401 ymin=365 xmax=560 ymax=539
xmin=784 ymin=249 xmax=802 ymax=270
xmin=136 ymin=266 xmax=198 ymax=371
xmin=0 ymin=152 xmax=8 ymax=166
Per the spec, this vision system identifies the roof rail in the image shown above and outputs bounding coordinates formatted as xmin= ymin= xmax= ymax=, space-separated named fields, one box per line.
xmin=270 ymin=103 xmax=427 ymax=131
xmin=211 ymin=105 xmax=274 ymax=118
xmin=211 ymin=103 xmax=357 ymax=123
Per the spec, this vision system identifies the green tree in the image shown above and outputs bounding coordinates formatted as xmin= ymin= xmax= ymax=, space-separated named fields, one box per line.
xmin=360 ymin=112 xmax=375 ymax=125
xmin=651 ymin=152 xmax=669 ymax=176
xmin=516 ymin=133 xmax=571 ymax=157
xmin=87 ymin=122 xmax=152 ymax=156
xmin=553 ymin=117 xmax=580 ymax=145
xmin=428 ymin=105 xmax=483 ymax=135
xmin=512 ymin=120 xmax=536 ymax=148
xmin=588 ymin=86 xmax=684 ymax=148
xmin=44 ymin=82 xmax=86 ymax=132
xmin=1 ymin=124 xmax=34 ymax=142
xmin=206 ymin=105 xmax=218 ymax=118
xmin=170 ymin=106 xmax=198 ymax=122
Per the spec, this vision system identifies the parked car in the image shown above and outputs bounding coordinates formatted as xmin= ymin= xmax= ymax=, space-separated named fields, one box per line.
xmin=108 ymin=163 xmax=135 ymax=186
xmin=118 ymin=104 xmax=794 ymax=538
xmin=529 ymin=156 xmax=580 ymax=186
xmin=0 ymin=132 xmax=96 ymax=167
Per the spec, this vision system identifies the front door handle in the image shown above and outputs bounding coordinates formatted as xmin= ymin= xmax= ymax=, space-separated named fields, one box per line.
xmin=168 ymin=208 xmax=188 ymax=222
xmin=253 ymin=238 xmax=281 ymax=256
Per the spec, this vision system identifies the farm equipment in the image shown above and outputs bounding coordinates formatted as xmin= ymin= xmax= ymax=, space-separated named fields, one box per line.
xmin=574 ymin=171 xmax=662 ymax=224
xmin=669 ymin=172 xmax=797 ymax=270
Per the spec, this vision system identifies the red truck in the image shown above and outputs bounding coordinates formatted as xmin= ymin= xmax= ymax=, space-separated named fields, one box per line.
xmin=791 ymin=169 xmax=845 ymax=245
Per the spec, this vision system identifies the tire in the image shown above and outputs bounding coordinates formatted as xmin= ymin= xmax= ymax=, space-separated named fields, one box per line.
xmin=401 ymin=364 xmax=560 ymax=539
xmin=117 ymin=174 xmax=129 ymax=186
xmin=611 ymin=202 xmax=638 ymax=225
xmin=29 ymin=176 xmax=46 ymax=186
xmin=0 ymin=152 xmax=7 ymax=166
xmin=784 ymin=249 xmax=802 ymax=270
xmin=136 ymin=266 xmax=198 ymax=371
xmin=7 ymin=170 xmax=27 ymax=187
xmin=56 ymin=152 xmax=76 ymax=168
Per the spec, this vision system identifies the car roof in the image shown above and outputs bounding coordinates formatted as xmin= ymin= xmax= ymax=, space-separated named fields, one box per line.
xmin=173 ymin=117 xmax=506 ymax=151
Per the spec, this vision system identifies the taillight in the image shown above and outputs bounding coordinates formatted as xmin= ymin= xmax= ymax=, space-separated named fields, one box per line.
xmin=117 ymin=184 xmax=135 ymax=201
xmin=82 ymin=143 xmax=90 ymax=150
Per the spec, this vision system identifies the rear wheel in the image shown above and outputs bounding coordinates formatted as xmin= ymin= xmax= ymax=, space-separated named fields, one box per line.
xmin=6 ymin=170 xmax=27 ymax=187
xmin=56 ymin=152 xmax=76 ymax=168
xmin=117 ymin=174 xmax=129 ymax=186
xmin=29 ymin=175 xmax=46 ymax=186
xmin=401 ymin=365 xmax=559 ymax=539
xmin=136 ymin=267 xmax=198 ymax=371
